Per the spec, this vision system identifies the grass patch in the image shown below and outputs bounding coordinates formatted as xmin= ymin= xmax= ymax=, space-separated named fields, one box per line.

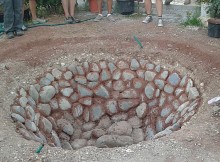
xmin=181 ymin=11 xmax=203 ymax=27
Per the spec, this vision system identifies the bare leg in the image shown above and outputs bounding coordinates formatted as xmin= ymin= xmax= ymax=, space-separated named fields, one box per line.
xmin=69 ymin=0 xmax=75 ymax=17
xmin=156 ymin=0 xmax=163 ymax=27
xmin=156 ymin=0 xmax=163 ymax=17
xmin=97 ymin=0 xmax=102 ymax=14
xmin=29 ymin=0 xmax=37 ymax=20
xmin=145 ymin=0 xmax=152 ymax=15
xmin=62 ymin=0 xmax=70 ymax=18
xmin=107 ymin=0 xmax=112 ymax=14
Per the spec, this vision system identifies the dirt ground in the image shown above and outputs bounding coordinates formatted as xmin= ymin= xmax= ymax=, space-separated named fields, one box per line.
xmin=0 ymin=14 xmax=220 ymax=162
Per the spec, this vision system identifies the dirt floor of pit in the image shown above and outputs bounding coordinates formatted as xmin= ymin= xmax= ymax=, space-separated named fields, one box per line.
xmin=0 ymin=14 xmax=220 ymax=162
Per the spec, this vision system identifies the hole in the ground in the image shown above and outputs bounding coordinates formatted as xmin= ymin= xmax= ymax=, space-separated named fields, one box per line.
xmin=10 ymin=59 xmax=201 ymax=150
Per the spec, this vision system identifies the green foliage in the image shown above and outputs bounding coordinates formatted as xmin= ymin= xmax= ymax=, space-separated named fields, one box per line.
xmin=25 ymin=0 xmax=63 ymax=17
xmin=37 ymin=0 xmax=63 ymax=15
xmin=181 ymin=12 xmax=203 ymax=27
xmin=207 ymin=0 xmax=220 ymax=18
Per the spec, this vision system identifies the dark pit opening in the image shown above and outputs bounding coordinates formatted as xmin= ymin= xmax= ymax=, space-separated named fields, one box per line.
xmin=11 ymin=59 xmax=201 ymax=150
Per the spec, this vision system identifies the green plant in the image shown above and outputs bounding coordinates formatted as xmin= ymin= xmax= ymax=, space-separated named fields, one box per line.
xmin=207 ymin=0 xmax=220 ymax=18
xmin=182 ymin=12 xmax=203 ymax=27
xmin=25 ymin=0 xmax=63 ymax=16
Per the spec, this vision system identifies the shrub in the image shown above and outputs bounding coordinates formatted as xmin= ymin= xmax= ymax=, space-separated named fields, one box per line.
xmin=25 ymin=0 xmax=63 ymax=17
xmin=207 ymin=0 xmax=220 ymax=18
xmin=181 ymin=12 xmax=203 ymax=27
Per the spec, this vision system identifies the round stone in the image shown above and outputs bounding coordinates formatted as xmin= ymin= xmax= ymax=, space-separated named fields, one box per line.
xmin=90 ymin=104 xmax=105 ymax=121
xmin=128 ymin=116 xmax=142 ymax=128
xmin=105 ymin=99 xmax=118 ymax=115
xmin=38 ymin=104 xmax=51 ymax=116
xmin=11 ymin=113 xmax=25 ymax=123
xmin=58 ymin=97 xmax=71 ymax=110
xmin=87 ymin=72 xmax=99 ymax=81
xmin=39 ymin=86 xmax=56 ymax=103
xmin=11 ymin=106 xmax=25 ymax=118
xmin=96 ymin=135 xmax=133 ymax=148
xmin=71 ymin=139 xmax=87 ymax=150
xmin=130 ymin=58 xmax=140 ymax=70
xmin=107 ymin=121 xmax=132 ymax=136
xmin=61 ymin=87 xmax=74 ymax=97
xmin=136 ymin=103 xmax=147 ymax=118
xmin=57 ymin=119 xmax=74 ymax=135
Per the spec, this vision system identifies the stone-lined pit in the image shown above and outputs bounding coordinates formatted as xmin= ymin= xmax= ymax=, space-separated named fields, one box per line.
xmin=10 ymin=59 xmax=201 ymax=150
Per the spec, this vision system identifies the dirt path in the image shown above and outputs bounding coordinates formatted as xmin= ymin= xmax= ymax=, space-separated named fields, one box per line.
xmin=0 ymin=15 xmax=220 ymax=162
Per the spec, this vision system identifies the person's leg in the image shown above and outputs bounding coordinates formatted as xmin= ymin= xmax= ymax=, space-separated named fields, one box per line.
xmin=69 ymin=0 xmax=80 ymax=22
xmin=62 ymin=0 xmax=70 ymax=18
xmin=29 ymin=0 xmax=46 ymax=23
xmin=22 ymin=3 xmax=28 ymax=31
xmin=13 ymin=0 xmax=24 ymax=35
xmin=156 ymin=0 xmax=162 ymax=17
xmin=94 ymin=0 xmax=103 ymax=22
xmin=142 ymin=0 xmax=153 ymax=24
xmin=22 ymin=3 xmax=24 ymax=18
xmin=69 ymin=0 xmax=75 ymax=17
xmin=97 ymin=0 xmax=102 ymax=14
xmin=107 ymin=0 xmax=112 ymax=14
xmin=4 ymin=0 xmax=15 ymax=38
xmin=29 ymin=0 xmax=37 ymax=20
xmin=106 ymin=0 xmax=115 ymax=22
xmin=62 ymin=0 xmax=73 ymax=23
xmin=156 ymin=0 xmax=163 ymax=27
xmin=145 ymin=0 xmax=152 ymax=15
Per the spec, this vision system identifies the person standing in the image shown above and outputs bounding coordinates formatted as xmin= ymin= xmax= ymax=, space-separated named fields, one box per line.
xmin=142 ymin=0 xmax=163 ymax=27
xmin=94 ymin=0 xmax=115 ymax=22
xmin=61 ymin=0 xmax=79 ymax=23
xmin=4 ymin=0 xmax=24 ymax=39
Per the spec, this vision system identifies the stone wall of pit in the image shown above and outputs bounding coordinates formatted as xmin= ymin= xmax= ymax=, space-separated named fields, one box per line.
xmin=10 ymin=59 xmax=201 ymax=150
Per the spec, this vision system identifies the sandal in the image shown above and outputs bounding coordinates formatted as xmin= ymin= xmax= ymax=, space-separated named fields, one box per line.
xmin=32 ymin=18 xmax=47 ymax=25
xmin=65 ymin=17 xmax=73 ymax=24
xmin=71 ymin=17 xmax=80 ymax=23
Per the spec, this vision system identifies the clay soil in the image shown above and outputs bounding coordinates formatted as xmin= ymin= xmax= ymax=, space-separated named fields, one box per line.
xmin=0 ymin=15 xmax=220 ymax=162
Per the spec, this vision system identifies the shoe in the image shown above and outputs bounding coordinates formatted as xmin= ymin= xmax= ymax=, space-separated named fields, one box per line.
xmin=94 ymin=14 xmax=103 ymax=22
xmin=32 ymin=18 xmax=47 ymax=24
xmin=22 ymin=25 xmax=28 ymax=31
xmin=157 ymin=19 xmax=164 ymax=27
xmin=71 ymin=17 xmax=80 ymax=23
xmin=6 ymin=32 xmax=14 ymax=39
xmin=15 ymin=29 xmax=24 ymax=36
xmin=107 ymin=14 xmax=115 ymax=22
xmin=142 ymin=16 xmax=153 ymax=24
xmin=164 ymin=0 xmax=173 ymax=5
xmin=65 ymin=17 xmax=73 ymax=24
